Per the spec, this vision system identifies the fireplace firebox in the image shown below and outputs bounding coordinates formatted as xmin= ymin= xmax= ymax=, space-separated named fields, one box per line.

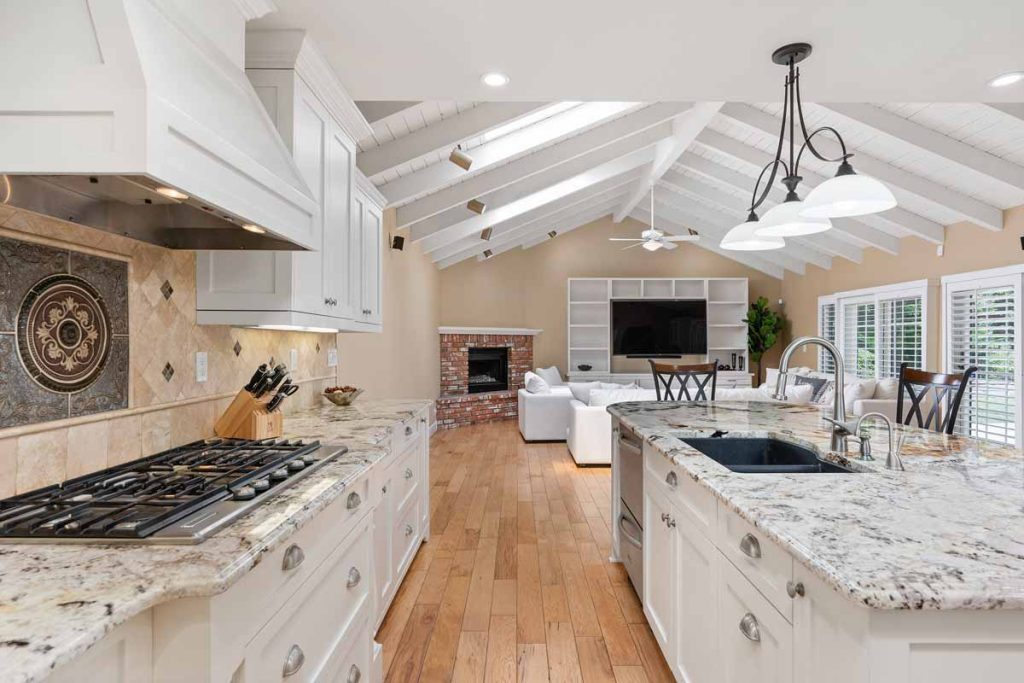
xmin=468 ymin=347 xmax=509 ymax=393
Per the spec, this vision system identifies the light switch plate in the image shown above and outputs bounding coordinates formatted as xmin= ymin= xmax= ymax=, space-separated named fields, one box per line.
xmin=327 ymin=348 xmax=338 ymax=367
xmin=195 ymin=351 xmax=208 ymax=383
xmin=290 ymin=348 xmax=299 ymax=375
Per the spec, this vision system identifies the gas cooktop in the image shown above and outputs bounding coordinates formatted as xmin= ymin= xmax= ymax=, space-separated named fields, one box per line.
xmin=0 ymin=438 xmax=348 ymax=544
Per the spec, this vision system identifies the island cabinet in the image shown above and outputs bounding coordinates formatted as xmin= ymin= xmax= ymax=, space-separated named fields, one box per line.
xmin=635 ymin=438 xmax=1024 ymax=683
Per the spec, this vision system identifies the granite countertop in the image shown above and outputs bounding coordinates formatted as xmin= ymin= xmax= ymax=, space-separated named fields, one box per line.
xmin=0 ymin=398 xmax=432 ymax=683
xmin=608 ymin=400 xmax=1024 ymax=611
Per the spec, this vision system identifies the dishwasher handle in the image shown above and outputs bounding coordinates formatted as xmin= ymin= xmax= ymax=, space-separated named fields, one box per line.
xmin=618 ymin=429 xmax=643 ymax=452
xmin=618 ymin=513 xmax=643 ymax=549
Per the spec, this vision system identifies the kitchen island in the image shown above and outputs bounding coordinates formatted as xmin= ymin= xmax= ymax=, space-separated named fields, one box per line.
xmin=0 ymin=399 xmax=432 ymax=683
xmin=609 ymin=400 xmax=1024 ymax=683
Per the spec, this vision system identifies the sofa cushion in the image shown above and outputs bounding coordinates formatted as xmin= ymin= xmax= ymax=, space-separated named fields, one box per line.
xmin=588 ymin=388 xmax=658 ymax=407
xmin=874 ymin=377 xmax=899 ymax=400
xmin=794 ymin=375 xmax=830 ymax=403
xmin=568 ymin=381 xmax=602 ymax=403
xmin=717 ymin=384 xmax=814 ymax=404
xmin=524 ymin=371 xmax=551 ymax=394
xmin=819 ymin=377 xmax=877 ymax=408
xmin=535 ymin=366 xmax=564 ymax=386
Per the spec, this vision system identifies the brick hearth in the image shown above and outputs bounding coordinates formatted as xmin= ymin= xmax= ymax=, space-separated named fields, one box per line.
xmin=436 ymin=329 xmax=537 ymax=429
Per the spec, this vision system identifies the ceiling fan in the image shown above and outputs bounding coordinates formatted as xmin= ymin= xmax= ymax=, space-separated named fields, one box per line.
xmin=609 ymin=192 xmax=699 ymax=251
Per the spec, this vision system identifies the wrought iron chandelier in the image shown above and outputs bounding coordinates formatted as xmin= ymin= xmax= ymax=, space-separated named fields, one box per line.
xmin=720 ymin=43 xmax=897 ymax=252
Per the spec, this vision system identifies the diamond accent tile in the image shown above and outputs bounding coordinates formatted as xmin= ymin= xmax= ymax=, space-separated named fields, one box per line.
xmin=160 ymin=280 xmax=174 ymax=300
xmin=162 ymin=362 xmax=174 ymax=382
xmin=316 ymin=343 xmax=320 ymax=353
xmin=233 ymin=340 xmax=242 ymax=357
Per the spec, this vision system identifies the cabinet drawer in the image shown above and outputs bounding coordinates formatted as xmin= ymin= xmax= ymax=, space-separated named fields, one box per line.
xmin=644 ymin=445 xmax=716 ymax=535
xmin=717 ymin=505 xmax=793 ymax=622
xmin=391 ymin=414 xmax=422 ymax=455
xmin=245 ymin=517 xmax=372 ymax=682
xmin=718 ymin=557 xmax=793 ymax=683
xmin=319 ymin=606 xmax=372 ymax=683
xmin=394 ymin=440 xmax=421 ymax=514
xmin=392 ymin=497 xmax=421 ymax=579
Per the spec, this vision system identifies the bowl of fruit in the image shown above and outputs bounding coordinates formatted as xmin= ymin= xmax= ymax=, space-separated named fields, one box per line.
xmin=324 ymin=385 xmax=363 ymax=406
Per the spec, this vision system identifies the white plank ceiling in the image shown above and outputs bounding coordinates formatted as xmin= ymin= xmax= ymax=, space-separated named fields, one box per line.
xmin=354 ymin=101 xmax=1024 ymax=279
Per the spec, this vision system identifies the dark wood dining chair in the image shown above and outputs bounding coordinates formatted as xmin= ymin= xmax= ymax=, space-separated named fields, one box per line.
xmin=649 ymin=360 xmax=718 ymax=401
xmin=896 ymin=362 xmax=977 ymax=434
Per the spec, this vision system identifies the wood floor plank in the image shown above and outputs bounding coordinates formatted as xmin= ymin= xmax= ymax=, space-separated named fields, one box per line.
xmin=420 ymin=575 xmax=472 ymax=682
xmin=612 ymin=666 xmax=648 ymax=683
xmin=516 ymin=543 xmax=546 ymax=644
xmin=485 ymin=615 xmax=518 ymax=683
xmin=628 ymin=623 xmax=675 ymax=683
xmin=452 ymin=631 xmax=489 ymax=683
xmin=387 ymin=603 xmax=440 ymax=683
xmin=542 ymin=583 xmax=571 ymax=623
xmin=545 ymin=622 xmax=583 ymax=683
xmin=492 ymin=578 xmax=517 ymax=616
xmin=558 ymin=552 xmax=602 ymax=637
xmin=417 ymin=556 xmax=454 ymax=605
xmin=463 ymin=537 xmax=498 ymax=632
xmin=378 ymin=568 xmax=429 ymax=677
xmin=575 ymin=637 xmax=617 ymax=683
xmin=582 ymin=564 xmax=641 ymax=666
xmin=517 ymin=644 xmax=549 ymax=682
xmin=496 ymin=517 xmax=518 ymax=580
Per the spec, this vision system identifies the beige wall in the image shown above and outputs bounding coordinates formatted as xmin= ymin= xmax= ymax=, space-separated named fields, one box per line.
xmin=780 ymin=205 xmax=1024 ymax=372
xmin=439 ymin=215 xmax=784 ymax=375
xmin=337 ymin=209 xmax=441 ymax=400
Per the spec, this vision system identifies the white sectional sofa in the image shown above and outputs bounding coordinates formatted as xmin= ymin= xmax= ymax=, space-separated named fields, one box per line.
xmin=762 ymin=367 xmax=901 ymax=421
xmin=517 ymin=368 xmax=643 ymax=444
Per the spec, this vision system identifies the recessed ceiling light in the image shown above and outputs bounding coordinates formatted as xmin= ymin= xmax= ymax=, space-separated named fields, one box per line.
xmin=547 ymin=231 xmax=557 ymax=239
xmin=241 ymin=223 xmax=266 ymax=234
xmin=468 ymin=199 xmax=487 ymax=215
xmin=449 ymin=146 xmax=473 ymax=171
xmin=481 ymin=72 xmax=510 ymax=88
xmin=155 ymin=187 xmax=189 ymax=200
xmin=988 ymin=71 xmax=1024 ymax=88
xmin=482 ymin=249 xmax=494 ymax=259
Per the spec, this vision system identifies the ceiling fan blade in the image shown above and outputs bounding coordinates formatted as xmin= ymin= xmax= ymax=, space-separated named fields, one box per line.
xmin=663 ymin=235 xmax=700 ymax=242
xmin=621 ymin=242 xmax=646 ymax=250
xmin=609 ymin=237 xmax=644 ymax=242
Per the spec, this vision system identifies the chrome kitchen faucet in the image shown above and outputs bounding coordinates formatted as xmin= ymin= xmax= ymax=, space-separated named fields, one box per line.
xmin=773 ymin=336 xmax=847 ymax=453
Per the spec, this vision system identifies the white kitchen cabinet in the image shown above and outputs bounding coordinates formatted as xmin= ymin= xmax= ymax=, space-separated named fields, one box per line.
xmin=371 ymin=463 xmax=395 ymax=631
xmin=674 ymin=505 xmax=719 ymax=683
xmin=643 ymin=480 xmax=677 ymax=655
xmin=718 ymin=559 xmax=793 ymax=683
xmin=349 ymin=180 xmax=384 ymax=327
xmin=49 ymin=612 xmax=153 ymax=683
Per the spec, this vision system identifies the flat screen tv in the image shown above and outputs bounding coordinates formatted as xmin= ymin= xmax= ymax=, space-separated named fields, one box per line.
xmin=612 ymin=299 xmax=707 ymax=356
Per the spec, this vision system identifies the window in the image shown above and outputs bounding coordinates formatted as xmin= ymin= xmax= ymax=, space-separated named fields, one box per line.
xmin=944 ymin=271 xmax=1020 ymax=446
xmin=817 ymin=280 xmax=929 ymax=380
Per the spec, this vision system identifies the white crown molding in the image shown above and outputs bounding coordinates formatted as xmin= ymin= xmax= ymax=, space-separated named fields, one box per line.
xmin=245 ymin=29 xmax=373 ymax=142
xmin=356 ymin=170 xmax=387 ymax=209
xmin=438 ymin=327 xmax=543 ymax=336
xmin=231 ymin=0 xmax=277 ymax=21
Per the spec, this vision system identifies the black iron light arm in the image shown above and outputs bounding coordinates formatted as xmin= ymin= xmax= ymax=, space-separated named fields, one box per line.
xmin=793 ymin=67 xmax=853 ymax=170
xmin=747 ymin=70 xmax=794 ymax=214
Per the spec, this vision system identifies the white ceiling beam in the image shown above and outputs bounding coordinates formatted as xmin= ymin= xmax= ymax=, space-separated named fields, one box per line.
xmin=612 ymin=102 xmax=724 ymax=222
xmin=380 ymin=101 xmax=640 ymax=206
xmin=628 ymin=206 xmax=785 ymax=279
xmin=720 ymin=103 xmax=998 ymax=234
xmin=987 ymin=103 xmax=1024 ymax=124
xmin=695 ymin=129 xmax=905 ymax=252
xmin=398 ymin=102 xmax=690 ymax=229
xmin=357 ymin=102 xmax=548 ymax=178
xmin=656 ymin=175 xmax=831 ymax=270
xmin=818 ymin=103 xmax=1024 ymax=199
xmin=428 ymin=176 xmax=639 ymax=263
xmin=674 ymin=153 xmax=863 ymax=263
xmin=418 ymin=146 xmax=656 ymax=253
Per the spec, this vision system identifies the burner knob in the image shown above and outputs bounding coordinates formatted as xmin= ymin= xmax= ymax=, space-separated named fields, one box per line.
xmin=287 ymin=459 xmax=306 ymax=472
xmin=270 ymin=468 xmax=289 ymax=481
xmin=252 ymin=478 xmax=271 ymax=492
xmin=233 ymin=486 xmax=256 ymax=501
xmin=301 ymin=454 xmax=317 ymax=465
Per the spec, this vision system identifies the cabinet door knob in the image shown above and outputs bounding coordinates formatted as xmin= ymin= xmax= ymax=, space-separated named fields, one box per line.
xmin=665 ymin=471 xmax=678 ymax=488
xmin=666 ymin=515 xmax=676 ymax=528
xmin=283 ymin=644 xmax=305 ymax=677
xmin=786 ymin=580 xmax=805 ymax=598
xmin=739 ymin=613 xmax=761 ymax=643
xmin=660 ymin=512 xmax=669 ymax=523
xmin=281 ymin=544 xmax=305 ymax=572
xmin=404 ymin=467 xmax=414 ymax=480
xmin=347 ymin=566 xmax=362 ymax=588
xmin=739 ymin=533 xmax=762 ymax=559
xmin=405 ymin=425 xmax=414 ymax=436
xmin=347 ymin=491 xmax=362 ymax=510
xmin=405 ymin=523 xmax=414 ymax=536
xmin=347 ymin=664 xmax=362 ymax=683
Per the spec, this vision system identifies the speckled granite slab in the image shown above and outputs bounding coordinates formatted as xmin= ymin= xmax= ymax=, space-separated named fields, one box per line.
xmin=608 ymin=400 xmax=1024 ymax=612
xmin=0 ymin=399 xmax=431 ymax=683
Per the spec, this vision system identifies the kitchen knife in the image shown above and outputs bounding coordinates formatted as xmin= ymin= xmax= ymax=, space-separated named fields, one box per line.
xmin=267 ymin=380 xmax=299 ymax=412
xmin=243 ymin=364 xmax=269 ymax=394
xmin=255 ymin=364 xmax=288 ymax=397
xmin=264 ymin=366 xmax=290 ymax=394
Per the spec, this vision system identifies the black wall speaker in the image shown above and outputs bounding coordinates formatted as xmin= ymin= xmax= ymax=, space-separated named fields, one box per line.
xmin=391 ymin=235 xmax=405 ymax=251
xmin=1020 ymin=235 xmax=1024 ymax=251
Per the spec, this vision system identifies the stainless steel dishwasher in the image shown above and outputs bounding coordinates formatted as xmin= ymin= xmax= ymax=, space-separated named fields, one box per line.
xmin=617 ymin=425 xmax=644 ymax=596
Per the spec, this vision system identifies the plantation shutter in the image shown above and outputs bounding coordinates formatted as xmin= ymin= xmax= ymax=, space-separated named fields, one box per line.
xmin=945 ymin=279 xmax=1020 ymax=445
xmin=841 ymin=299 xmax=876 ymax=379
xmin=818 ymin=300 xmax=836 ymax=372
xmin=877 ymin=295 xmax=923 ymax=378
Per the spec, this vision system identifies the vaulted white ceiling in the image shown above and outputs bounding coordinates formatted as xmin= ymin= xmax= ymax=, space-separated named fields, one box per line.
xmin=352 ymin=99 xmax=1024 ymax=278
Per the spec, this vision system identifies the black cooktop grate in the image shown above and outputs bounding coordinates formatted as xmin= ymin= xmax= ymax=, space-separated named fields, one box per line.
xmin=0 ymin=438 xmax=322 ymax=539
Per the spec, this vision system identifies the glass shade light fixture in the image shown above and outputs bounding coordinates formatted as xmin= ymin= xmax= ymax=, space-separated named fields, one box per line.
xmin=721 ymin=42 xmax=896 ymax=251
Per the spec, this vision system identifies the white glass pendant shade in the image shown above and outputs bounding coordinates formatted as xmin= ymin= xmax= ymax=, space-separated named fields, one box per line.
xmin=800 ymin=171 xmax=896 ymax=219
xmin=754 ymin=199 xmax=831 ymax=237
xmin=720 ymin=219 xmax=785 ymax=251
xmin=642 ymin=240 xmax=662 ymax=251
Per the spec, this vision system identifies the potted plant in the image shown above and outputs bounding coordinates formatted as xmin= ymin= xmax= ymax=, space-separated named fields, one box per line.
xmin=744 ymin=297 xmax=785 ymax=386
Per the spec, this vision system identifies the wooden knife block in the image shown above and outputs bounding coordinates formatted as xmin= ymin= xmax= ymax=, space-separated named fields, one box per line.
xmin=214 ymin=390 xmax=283 ymax=440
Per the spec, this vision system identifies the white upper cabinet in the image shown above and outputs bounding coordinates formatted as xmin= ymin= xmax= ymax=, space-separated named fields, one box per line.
xmin=195 ymin=32 xmax=382 ymax=333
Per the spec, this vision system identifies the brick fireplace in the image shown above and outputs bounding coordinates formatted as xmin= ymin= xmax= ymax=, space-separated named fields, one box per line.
xmin=436 ymin=327 xmax=540 ymax=429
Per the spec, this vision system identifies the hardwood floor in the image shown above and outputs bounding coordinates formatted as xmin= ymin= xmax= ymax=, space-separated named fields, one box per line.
xmin=379 ymin=419 xmax=674 ymax=682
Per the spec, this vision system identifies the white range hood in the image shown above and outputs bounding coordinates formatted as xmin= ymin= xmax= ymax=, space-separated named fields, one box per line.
xmin=0 ymin=0 xmax=342 ymax=250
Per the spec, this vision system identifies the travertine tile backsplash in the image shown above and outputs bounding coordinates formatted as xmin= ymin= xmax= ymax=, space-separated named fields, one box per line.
xmin=0 ymin=206 xmax=338 ymax=496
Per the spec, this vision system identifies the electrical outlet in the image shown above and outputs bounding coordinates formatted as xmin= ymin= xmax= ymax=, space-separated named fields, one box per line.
xmin=290 ymin=348 xmax=298 ymax=375
xmin=195 ymin=351 xmax=208 ymax=383
xmin=327 ymin=348 xmax=338 ymax=367
xmin=937 ymin=243 xmax=945 ymax=257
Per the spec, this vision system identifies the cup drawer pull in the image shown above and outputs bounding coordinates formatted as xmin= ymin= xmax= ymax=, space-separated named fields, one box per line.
xmin=281 ymin=544 xmax=305 ymax=571
xmin=665 ymin=471 xmax=678 ymax=487
xmin=739 ymin=613 xmax=761 ymax=643
xmin=283 ymin=644 xmax=305 ymax=676
xmin=739 ymin=533 xmax=761 ymax=559
xmin=347 ymin=491 xmax=362 ymax=510
xmin=348 ymin=664 xmax=361 ymax=683
xmin=405 ymin=523 xmax=414 ymax=536
xmin=404 ymin=467 xmax=414 ymax=480
xmin=347 ymin=566 xmax=361 ymax=588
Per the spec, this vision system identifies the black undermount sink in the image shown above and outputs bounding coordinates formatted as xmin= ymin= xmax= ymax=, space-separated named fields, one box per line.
xmin=681 ymin=437 xmax=854 ymax=474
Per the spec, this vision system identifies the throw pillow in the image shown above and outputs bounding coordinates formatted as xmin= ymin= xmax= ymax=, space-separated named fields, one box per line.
xmin=759 ymin=383 xmax=814 ymax=404
xmin=568 ymin=381 xmax=602 ymax=403
xmin=794 ymin=375 xmax=829 ymax=403
xmin=874 ymin=377 xmax=899 ymax=400
xmin=812 ymin=379 xmax=835 ymax=406
xmin=524 ymin=371 xmax=550 ymax=394
xmin=588 ymin=388 xmax=658 ymax=407
xmin=535 ymin=366 xmax=564 ymax=386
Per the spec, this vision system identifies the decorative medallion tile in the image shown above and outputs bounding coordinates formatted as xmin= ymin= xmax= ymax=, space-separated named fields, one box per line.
xmin=160 ymin=280 xmax=174 ymax=300
xmin=233 ymin=340 xmax=242 ymax=357
xmin=162 ymin=362 xmax=175 ymax=382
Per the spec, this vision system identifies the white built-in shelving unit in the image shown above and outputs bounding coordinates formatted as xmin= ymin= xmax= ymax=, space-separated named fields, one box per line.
xmin=567 ymin=277 xmax=749 ymax=375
